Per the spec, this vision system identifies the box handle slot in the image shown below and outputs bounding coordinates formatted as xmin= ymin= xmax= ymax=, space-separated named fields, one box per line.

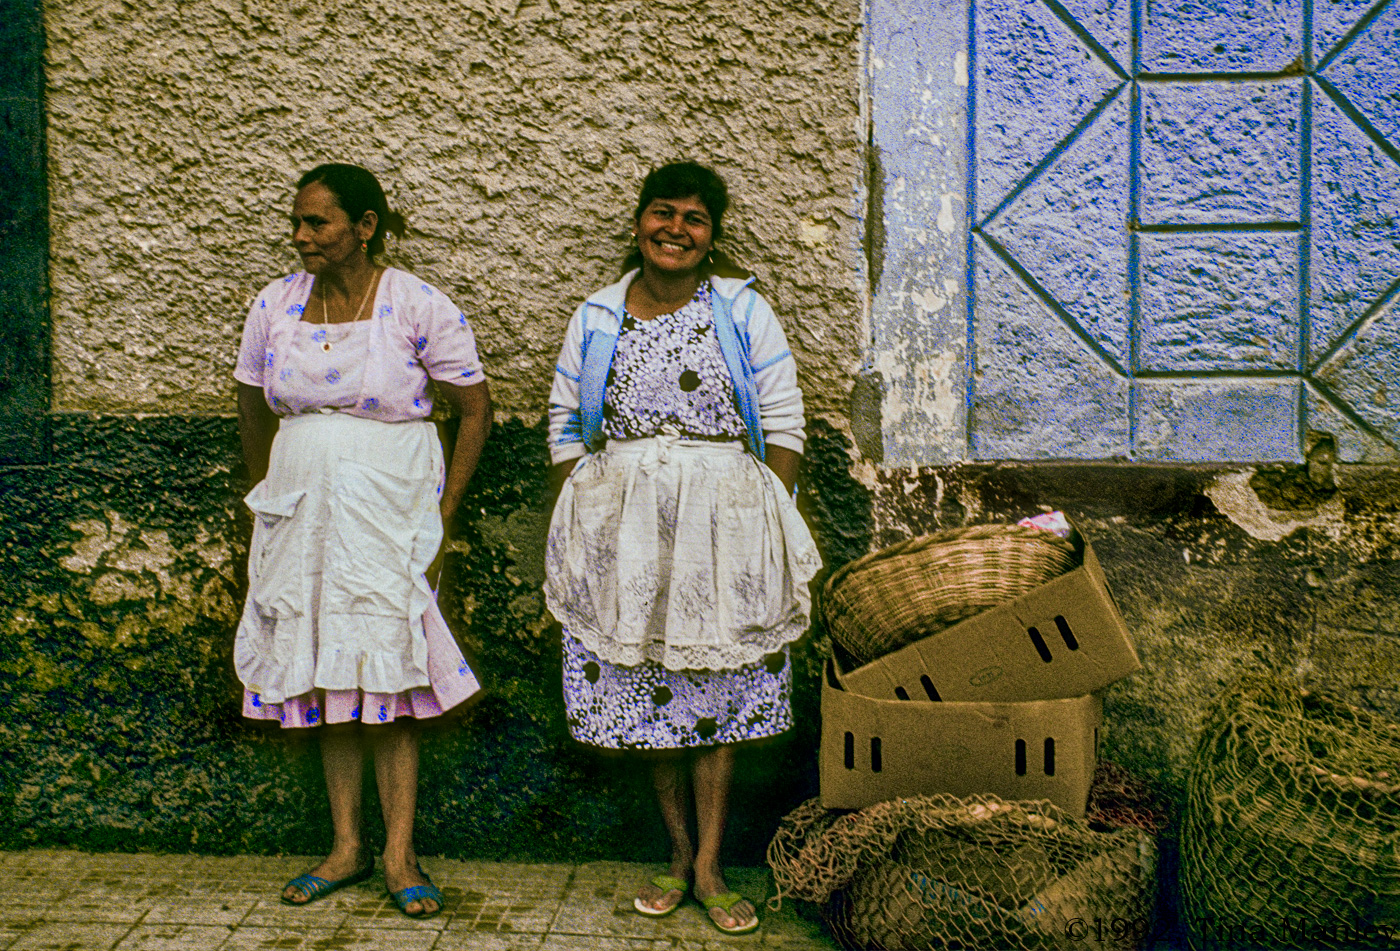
xmin=1015 ymin=739 xmax=1027 ymax=776
xmin=1044 ymin=737 xmax=1056 ymax=776
xmin=1027 ymin=626 xmax=1053 ymax=662
xmin=920 ymin=675 xmax=941 ymax=701
xmin=1054 ymin=615 xmax=1079 ymax=650
xmin=894 ymin=686 xmax=910 ymax=700
xmin=844 ymin=731 xmax=855 ymax=769
xmin=871 ymin=737 xmax=883 ymax=773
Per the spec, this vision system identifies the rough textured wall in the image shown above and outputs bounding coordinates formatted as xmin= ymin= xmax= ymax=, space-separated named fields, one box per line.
xmin=43 ymin=0 xmax=862 ymax=418
xmin=868 ymin=0 xmax=1400 ymax=465
xmin=0 ymin=417 xmax=871 ymax=857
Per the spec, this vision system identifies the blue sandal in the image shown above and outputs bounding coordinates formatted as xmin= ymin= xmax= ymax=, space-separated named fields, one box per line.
xmin=280 ymin=859 xmax=375 ymax=905
xmin=390 ymin=865 xmax=444 ymax=919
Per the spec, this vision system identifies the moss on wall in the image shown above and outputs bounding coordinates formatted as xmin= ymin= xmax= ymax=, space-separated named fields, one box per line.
xmin=0 ymin=415 xmax=872 ymax=862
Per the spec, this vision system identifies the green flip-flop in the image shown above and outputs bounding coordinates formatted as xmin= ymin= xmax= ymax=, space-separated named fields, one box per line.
xmin=633 ymin=874 xmax=688 ymax=918
xmin=700 ymin=891 xmax=760 ymax=935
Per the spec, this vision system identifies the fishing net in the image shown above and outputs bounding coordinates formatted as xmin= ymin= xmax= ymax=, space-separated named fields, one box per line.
xmin=1181 ymin=674 xmax=1400 ymax=950
xmin=769 ymin=784 xmax=1159 ymax=951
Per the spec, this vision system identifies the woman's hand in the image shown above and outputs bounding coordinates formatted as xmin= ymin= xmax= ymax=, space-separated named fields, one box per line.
xmin=548 ymin=459 xmax=578 ymax=508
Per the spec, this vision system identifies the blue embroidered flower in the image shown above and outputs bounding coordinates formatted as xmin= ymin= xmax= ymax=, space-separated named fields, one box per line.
xmin=378 ymin=704 xmax=389 ymax=722
xmin=377 ymin=304 xmax=392 ymax=318
xmin=265 ymin=351 xmax=275 ymax=368
xmin=326 ymin=368 xmax=341 ymax=384
xmin=413 ymin=397 xmax=422 ymax=408
xmin=307 ymin=707 xmax=320 ymax=725
xmin=457 ymin=661 xmax=471 ymax=676
xmin=279 ymin=367 xmax=293 ymax=381
xmin=351 ymin=706 xmax=361 ymax=719
xmin=283 ymin=274 xmax=296 ymax=282
xmin=312 ymin=328 xmax=327 ymax=343
xmin=421 ymin=284 xmax=434 ymax=296
xmin=260 ymin=299 xmax=267 ymax=309
xmin=288 ymin=304 xmax=305 ymax=316
xmin=251 ymin=693 xmax=262 ymax=707
xmin=407 ymin=360 xmax=416 ymax=368
xmin=458 ymin=312 xmax=467 ymax=326
xmin=460 ymin=370 xmax=472 ymax=377
xmin=415 ymin=336 xmax=428 ymax=353
xmin=362 ymin=397 xmax=379 ymax=411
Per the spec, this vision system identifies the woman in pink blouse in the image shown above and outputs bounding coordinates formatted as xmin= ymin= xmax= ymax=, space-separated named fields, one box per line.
xmin=233 ymin=163 xmax=491 ymax=919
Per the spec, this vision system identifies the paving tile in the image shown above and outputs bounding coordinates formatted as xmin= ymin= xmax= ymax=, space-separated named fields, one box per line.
xmin=141 ymin=897 xmax=258 ymax=927
xmin=436 ymin=860 xmax=569 ymax=935
xmin=34 ymin=896 xmax=154 ymax=925
xmin=324 ymin=926 xmax=441 ymax=949
xmin=430 ymin=933 xmax=546 ymax=950
xmin=342 ymin=894 xmax=449 ymax=932
xmin=0 ymin=908 xmax=47 ymax=931
xmin=10 ymin=922 xmax=132 ymax=950
xmin=538 ymin=938 xmax=664 ymax=951
xmin=220 ymin=926 xmax=338 ymax=950
xmin=113 ymin=925 xmax=233 ymax=950
xmin=238 ymin=896 xmax=356 ymax=930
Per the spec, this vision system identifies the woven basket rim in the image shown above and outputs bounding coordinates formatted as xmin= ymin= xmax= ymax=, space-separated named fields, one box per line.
xmin=823 ymin=522 xmax=1081 ymax=602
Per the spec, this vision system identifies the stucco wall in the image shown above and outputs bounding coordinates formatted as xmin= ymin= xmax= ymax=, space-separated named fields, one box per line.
xmin=43 ymin=0 xmax=863 ymax=418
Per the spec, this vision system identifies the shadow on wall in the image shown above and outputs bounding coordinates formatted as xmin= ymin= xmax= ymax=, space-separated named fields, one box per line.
xmin=0 ymin=416 xmax=871 ymax=862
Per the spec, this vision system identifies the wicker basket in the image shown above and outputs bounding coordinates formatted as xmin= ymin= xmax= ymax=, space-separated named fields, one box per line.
xmin=822 ymin=523 xmax=1078 ymax=667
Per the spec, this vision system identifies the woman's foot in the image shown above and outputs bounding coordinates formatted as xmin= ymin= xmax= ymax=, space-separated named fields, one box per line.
xmin=694 ymin=867 xmax=757 ymax=934
xmin=383 ymin=853 xmax=441 ymax=918
xmin=635 ymin=857 xmax=692 ymax=915
xmin=281 ymin=846 xmax=372 ymax=905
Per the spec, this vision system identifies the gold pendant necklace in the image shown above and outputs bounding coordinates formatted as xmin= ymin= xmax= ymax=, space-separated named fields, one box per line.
xmin=318 ymin=269 xmax=379 ymax=352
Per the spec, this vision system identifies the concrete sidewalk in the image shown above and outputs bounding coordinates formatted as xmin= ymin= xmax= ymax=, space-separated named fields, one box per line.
xmin=0 ymin=850 xmax=838 ymax=950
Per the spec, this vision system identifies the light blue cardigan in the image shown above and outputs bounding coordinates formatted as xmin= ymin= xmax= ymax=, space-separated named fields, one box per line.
xmin=548 ymin=271 xmax=805 ymax=465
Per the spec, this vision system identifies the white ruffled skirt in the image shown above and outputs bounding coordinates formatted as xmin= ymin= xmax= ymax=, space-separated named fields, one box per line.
xmin=234 ymin=411 xmax=480 ymax=728
xmin=544 ymin=435 xmax=822 ymax=673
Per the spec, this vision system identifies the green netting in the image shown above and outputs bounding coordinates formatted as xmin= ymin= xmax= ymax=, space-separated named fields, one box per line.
xmin=768 ymin=791 xmax=1158 ymax=951
xmin=1181 ymin=674 xmax=1400 ymax=950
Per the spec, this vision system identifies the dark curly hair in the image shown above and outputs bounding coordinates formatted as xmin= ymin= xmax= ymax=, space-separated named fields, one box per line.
xmin=296 ymin=163 xmax=406 ymax=261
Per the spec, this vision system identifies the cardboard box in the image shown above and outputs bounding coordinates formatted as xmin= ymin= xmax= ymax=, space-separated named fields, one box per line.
xmin=820 ymin=660 xmax=1102 ymax=815
xmin=837 ymin=532 xmax=1140 ymax=703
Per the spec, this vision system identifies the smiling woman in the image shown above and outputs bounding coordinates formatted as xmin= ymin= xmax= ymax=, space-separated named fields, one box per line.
xmin=544 ymin=162 xmax=821 ymax=937
xmin=232 ymin=163 xmax=492 ymax=921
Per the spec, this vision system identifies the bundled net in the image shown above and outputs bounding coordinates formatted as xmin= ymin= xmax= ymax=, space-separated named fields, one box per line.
xmin=821 ymin=524 xmax=1078 ymax=667
xmin=1181 ymin=674 xmax=1400 ymax=950
xmin=768 ymin=793 xmax=1157 ymax=951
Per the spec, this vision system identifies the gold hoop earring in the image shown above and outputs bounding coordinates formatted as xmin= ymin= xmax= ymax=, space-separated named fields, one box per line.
xmin=361 ymin=240 xmax=368 ymax=253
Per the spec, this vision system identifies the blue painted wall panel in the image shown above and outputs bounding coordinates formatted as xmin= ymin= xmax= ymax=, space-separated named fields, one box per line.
xmin=1140 ymin=0 xmax=1302 ymax=72
xmin=1140 ymin=81 xmax=1301 ymax=225
xmin=869 ymin=0 xmax=973 ymax=466
xmin=1139 ymin=232 xmax=1301 ymax=371
xmin=984 ymin=91 xmax=1132 ymax=368
xmin=1309 ymin=85 xmax=1400 ymax=363
xmin=975 ymin=0 xmax=1123 ymax=218
xmin=873 ymin=0 xmax=1400 ymax=463
xmin=1135 ymin=379 xmax=1301 ymax=461
xmin=971 ymin=243 xmax=1131 ymax=457
xmin=1321 ymin=0 xmax=1400 ymax=147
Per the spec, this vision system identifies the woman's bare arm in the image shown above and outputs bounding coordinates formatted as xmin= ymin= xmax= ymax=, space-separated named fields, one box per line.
xmin=237 ymin=382 xmax=280 ymax=485
xmin=435 ymin=379 xmax=494 ymax=528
